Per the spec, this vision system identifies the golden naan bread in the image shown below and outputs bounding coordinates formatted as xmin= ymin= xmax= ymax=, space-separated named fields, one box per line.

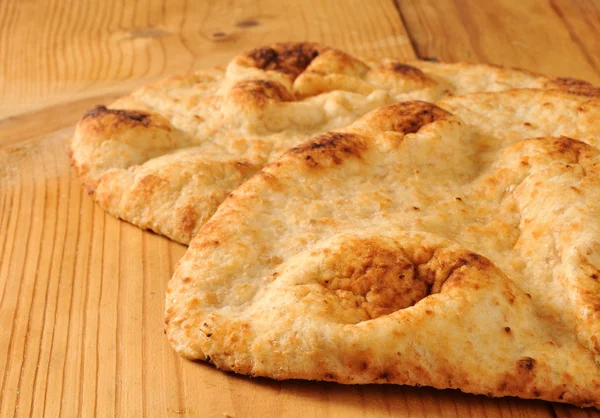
xmin=165 ymin=89 xmax=600 ymax=408
xmin=70 ymin=42 xmax=594 ymax=244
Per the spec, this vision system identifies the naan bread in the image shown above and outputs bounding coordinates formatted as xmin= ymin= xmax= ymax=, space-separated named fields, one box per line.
xmin=69 ymin=42 xmax=594 ymax=244
xmin=165 ymin=89 xmax=600 ymax=408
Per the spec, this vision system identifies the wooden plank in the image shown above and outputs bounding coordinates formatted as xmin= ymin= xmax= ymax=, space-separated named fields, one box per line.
xmin=0 ymin=0 xmax=415 ymax=120
xmin=0 ymin=0 xmax=597 ymax=416
xmin=395 ymin=0 xmax=600 ymax=83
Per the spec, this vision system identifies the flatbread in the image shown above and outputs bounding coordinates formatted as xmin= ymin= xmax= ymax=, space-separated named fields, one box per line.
xmin=69 ymin=42 xmax=595 ymax=244
xmin=165 ymin=89 xmax=600 ymax=408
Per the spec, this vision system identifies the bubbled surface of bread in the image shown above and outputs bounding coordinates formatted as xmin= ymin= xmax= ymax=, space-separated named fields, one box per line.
xmin=165 ymin=89 xmax=600 ymax=408
xmin=69 ymin=42 xmax=597 ymax=244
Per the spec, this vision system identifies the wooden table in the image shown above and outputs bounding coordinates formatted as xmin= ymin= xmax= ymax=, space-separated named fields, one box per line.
xmin=1 ymin=1 xmax=599 ymax=417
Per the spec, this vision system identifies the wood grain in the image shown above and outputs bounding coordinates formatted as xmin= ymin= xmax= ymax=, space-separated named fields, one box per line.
xmin=395 ymin=0 xmax=600 ymax=84
xmin=0 ymin=0 xmax=414 ymax=120
xmin=1 ymin=0 xmax=600 ymax=417
xmin=554 ymin=404 xmax=600 ymax=418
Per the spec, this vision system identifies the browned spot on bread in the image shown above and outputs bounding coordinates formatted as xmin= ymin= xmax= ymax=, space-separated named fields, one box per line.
xmin=518 ymin=357 xmax=536 ymax=371
xmin=232 ymin=160 xmax=262 ymax=178
xmin=322 ymin=239 xmax=432 ymax=318
xmin=229 ymin=79 xmax=294 ymax=107
xmin=544 ymin=136 xmax=597 ymax=167
xmin=555 ymin=136 xmax=582 ymax=154
xmin=359 ymin=101 xmax=452 ymax=135
xmin=137 ymin=174 xmax=168 ymax=194
xmin=504 ymin=291 xmax=515 ymax=305
xmin=495 ymin=357 xmax=540 ymax=397
xmin=164 ymin=306 xmax=175 ymax=328
xmin=389 ymin=63 xmax=428 ymax=79
xmin=426 ymin=251 xmax=492 ymax=295
xmin=317 ymin=235 xmax=498 ymax=321
xmin=83 ymin=105 xmax=152 ymax=126
xmin=571 ymin=186 xmax=583 ymax=195
xmin=256 ymin=171 xmax=287 ymax=192
xmin=290 ymin=132 xmax=367 ymax=167
xmin=176 ymin=205 xmax=199 ymax=234
xmin=78 ymin=105 xmax=175 ymax=144
xmin=550 ymin=77 xmax=600 ymax=96
xmin=245 ymin=42 xmax=326 ymax=79
xmin=466 ymin=252 xmax=491 ymax=266
xmin=263 ymin=255 xmax=283 ymax=266
xmin=303 ymin=155 xmax=318 ymax=167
